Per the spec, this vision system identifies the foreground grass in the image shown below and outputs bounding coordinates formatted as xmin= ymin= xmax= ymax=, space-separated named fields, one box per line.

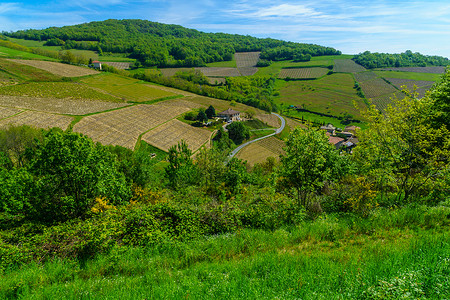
xmin=1 ymin=206 xmax=449 ymax=299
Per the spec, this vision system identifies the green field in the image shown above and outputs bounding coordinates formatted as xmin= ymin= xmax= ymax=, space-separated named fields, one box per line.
xmin=277 ymin=73 xmax=365 ymax=119
xmin=206 ymin=59 xmax=237 ymax=68
xmin=374 ymin=70 xmax=441 ymax=81
xmin=0 ymin=46 xmax=56 ymax=61
xmin=81 ymin=73 xmax=182 ymax=103
xmin=0 ymin=58 xmax=62 ymax=82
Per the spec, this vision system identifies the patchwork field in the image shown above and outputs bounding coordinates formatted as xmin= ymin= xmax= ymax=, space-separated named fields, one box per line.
xmin=238 ymin=67 xmax=258 ymax=76
xmin=371 ymin=91 xmax=403 ymax=112
xmin=236 ymin=136 xmax=285 ymax=166
xmin=196 ymin=67 xmax=241 ymax=77
xmin=359 ymin=77 xmax=398 ymax=99
xmin=353 ymin=71 xmax=378 ymax=83
xmin=278 ymin=67 xmax=328 ymax=79
xmin=235 ymin=52 xmax=260 ymax=68
xmin=0 ymin=45 xmax=57 ymax=61
xmin=186 ymin=96 xmax=264 ymax=115
xmin=278 ymin=73 xmax=365 ymax=118
xmin=255 ymin=113 xmax=280 ymax=128
xmin=0 ymin=82 xmax=120 ymax=102
xmin=142 ymin=119 xmax=212 ymax=152
xmin=80 ymin=73 xmax=181 ymax=102
xmin=102 ymin=62 xmax=132 ymax=70
xmin=0 ymin=58 xmax=62 ymax=82
xmin=73 ymin=103 xmax=190 ymax=149
xmin=377 ymin=66 xmax=446 ymax=74
xmin=374 ymin=70 xmax=441 ymax=82
xmin=0 ymin=95 xmax=130 ymax=115
xmin=0 ymin=107 xmax=22 ymax=119
xmin=0 ymin=110 xmax=73 ymax=130
xmin=386 ymin=78 xmax=434 ymax=91
xmin=333 ymin=59 xmax=366 ymax=73
xmin=9 ymin=59 xmax=98 ymax=77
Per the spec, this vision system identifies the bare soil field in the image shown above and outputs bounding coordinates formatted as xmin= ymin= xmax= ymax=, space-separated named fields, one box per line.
xmin=385 ymin=78 xmax=434 ymax=90
xmin=142 ymin=119 xmax=212 ymax=152
xmin=9 ymin=59 xmax=99 ymax=77
xmin=238 ymin=67 xmax=258 ymax=76
xmin=254 ymin=114 xmax=280 ymax=128
xmin=0 ymin=95 xmax=130 ymax=115
xmin=279 ymin=68 xmax=328 ymax=79
xmin=196 ymin=67 xmax=241 ymax=77
xmin=359 ymin=78 xmax=398 ymax=99
xmin=235 ymin=52 xmax=260 ymax=68
xmin=236 ymin=136 xmax=285 ymax=166
xmin=377 ymin=66 xmax=446 ymax=74
xmin=333 ymin=59 xmax=366 ymax=73
xmin=0 ymin=110 xmax=73 ymax=130
xmin=0 ymin=106 xmax=22 ymax=119
xmin=73 ymin=103 xmax=190 ymax=149
xmin=186 ymin=96 xmax=264 ymax=115
xmin=102 ymin=62 xmax=132 ymax=70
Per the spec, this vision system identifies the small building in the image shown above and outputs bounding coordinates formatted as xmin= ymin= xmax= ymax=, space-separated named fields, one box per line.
xmin=92 ymin=61 xmax=102 ymax=70
xmin=344 ymin=125 xmax=361 ymax=136
xmin=218 ymin=108 xmax=241 ymax=122
xmin=328 ymin=136 xmax=345 ymax=149
xmin=321 ymin=123 xmax=336 ymax=135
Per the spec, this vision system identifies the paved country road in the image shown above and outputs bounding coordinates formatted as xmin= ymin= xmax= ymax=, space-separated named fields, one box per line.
xmin=226 ymin=112 xmax=285 ymax=163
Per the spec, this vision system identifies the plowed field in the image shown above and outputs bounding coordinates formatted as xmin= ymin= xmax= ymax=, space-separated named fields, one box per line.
xmin=236 ymin=136 xmax=285 ymax=166
xmin=9 ymin=59 xmax=98 ymax=77
xmin=0 ymin=110 xmax=73 ymax=130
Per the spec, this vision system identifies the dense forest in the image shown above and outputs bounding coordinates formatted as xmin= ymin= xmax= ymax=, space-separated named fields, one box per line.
xmin=353 ymin=50 xmax=450 ymax=69
xmin=3 ymin=19 xmax=341 ymax=67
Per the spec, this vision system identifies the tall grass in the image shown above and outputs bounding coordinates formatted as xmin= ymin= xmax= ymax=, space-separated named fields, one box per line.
xmin=2 ymin=206 xmax=449 ymax=299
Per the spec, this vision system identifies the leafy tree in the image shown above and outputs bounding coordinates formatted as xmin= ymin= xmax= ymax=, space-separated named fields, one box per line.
xmin=205 ymin=105 xmax=216 ymax=119
xmin=27 ymin=130 xmax=130 ymax=222
xmin=279 ymin=127 xmax=344 ymax=206
xmin=354 ymin=89 xmax=450 ymax=204
xmin=165 ymin=140 xmax=198 ymax=188
xmin=197 ymin=110 xmax=208 ymax=123
xmin=227 ymin=122 xmax=250 ymax=144
xmin=429 ymin=68 xmax=450 ymax=130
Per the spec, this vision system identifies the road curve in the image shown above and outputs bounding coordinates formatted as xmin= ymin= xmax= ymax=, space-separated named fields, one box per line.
xmin=226 ymin=112 xmax=285 ymax=163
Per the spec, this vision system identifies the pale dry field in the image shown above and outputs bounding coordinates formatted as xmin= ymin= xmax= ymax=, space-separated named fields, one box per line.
xmin=142 ymin=119 xmax=212 ymax=152
xmin=73 ymin=103 xmax=191 ymax=149
xmin=255 ymin=113 xmax=280 ymax=128
xmin=234 ymin=52 xmax=260 ymax=68
xmin=0 ymin=110 xmax=73 ymax=130
xmin=0 ymin=95 xmax=130 ymax=115
xmin=0 ymin=106 xmax=22 ymax=119
xmin=236 ymin=136 xmax=285 ymax=166
xmin=8 ymin=59 xmax=99 ymax=77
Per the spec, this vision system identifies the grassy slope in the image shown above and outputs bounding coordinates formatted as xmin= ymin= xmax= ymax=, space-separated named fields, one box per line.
xmin=1 ymin=206 xmax=449 ymax=299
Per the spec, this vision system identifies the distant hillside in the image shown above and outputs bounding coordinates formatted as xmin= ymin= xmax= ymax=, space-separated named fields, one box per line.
xmin=4 ymin=19 xmax=341 ymax=68
xmin=353 ymin=50 xmax=449 ymax=69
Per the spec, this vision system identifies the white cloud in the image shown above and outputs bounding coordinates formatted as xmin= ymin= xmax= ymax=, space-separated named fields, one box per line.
xmin=0 ymin=2 xmax=19 ymax=14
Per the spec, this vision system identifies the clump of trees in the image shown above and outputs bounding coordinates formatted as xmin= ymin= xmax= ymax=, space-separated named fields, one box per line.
xmin=353 ymin=50 xmax=450 ymax=69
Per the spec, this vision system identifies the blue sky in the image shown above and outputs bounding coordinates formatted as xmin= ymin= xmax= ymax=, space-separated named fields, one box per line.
xmin=1 ymin=0 xmax=449 ymax=58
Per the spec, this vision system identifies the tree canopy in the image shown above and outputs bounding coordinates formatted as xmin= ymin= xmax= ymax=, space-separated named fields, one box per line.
xmin=353 ymin=50 xmax=450 ymax=69
xmin=4 ymin=19 xmax=341 ymax=67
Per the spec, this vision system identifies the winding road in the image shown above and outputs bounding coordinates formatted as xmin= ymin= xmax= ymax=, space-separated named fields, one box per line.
xmin=226 ymin=112 xmax=285 ymax=163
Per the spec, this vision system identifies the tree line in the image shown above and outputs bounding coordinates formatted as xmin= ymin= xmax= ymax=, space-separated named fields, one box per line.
xmin=3 ymin=19 xmax=341 ymax=67
xmin=353 ymin=50 xmax=450 ymax=69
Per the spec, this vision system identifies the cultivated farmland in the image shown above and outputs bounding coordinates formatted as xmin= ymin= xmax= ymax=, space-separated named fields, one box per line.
xmin=278 ymin=67 xmax=328 ymax=79
xmin=359 ymin=77 xmax=398 ymax=99
xmin=0 ymin=107 xmax=22 ymax=119
xmin=385 ymin=78 xmax=434 ymax=91
xmin=0 ymin=82 xmax=120 ymax=102
xmin=80 ymin=73 xmax=181 ymax=102
xmin=142 ymin=119 xmax=212 ymax=152
xmin=0 ymin=110 xmax=73 ymax=130
xmin=333 ymin=59 xmax=366 ymax=73
xmin=9 ymin=59 xmax=98 ymax=77
xmin=254 ymin=114 xmax=280 ymax=128
xmin=236 ymin=136 xmax=285 ymax=166
xmin=0 ymin=58 xmax=62 ymax=82
xmin=235 ymin=52 xmax=260 ymax=68
xmin=238 ymin=67 xmax=258 ymax=76
xmin=354 ymin=71 xmax=378 ymax=83
xmin=196 ymin=67 xmax=241 ymax=77
xmin=377 ymin=66 xmax=446 ymax=74
xmin=102 ymin=62 xmax=132 ymax=70
xmin=0 ymin=95 xmax=130 ymax=115
xmin=371 ymin=91 xmax=403 ymax=112
xmin=73 ymin=104 xmax=190 ymax=149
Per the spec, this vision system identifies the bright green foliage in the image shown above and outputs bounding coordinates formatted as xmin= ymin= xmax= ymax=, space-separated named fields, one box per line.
xmin=227 ymin=122 xmax=250 ymax=144
xmin=27 ymin=130 xmax=130 ymax=222
xmin=354 ymin=90 xmax=450 ymax=204
xmin=205 ymin=105 xmax=215 ymax=119
xmin=353 ymin=50 xmax=450 ymax=69
xmin=165 ymin=140 xmax=198 ymax=188
xmin=280 ymin=127 xmax=345 ymax=205
xmin=429 ymin=68 xmax=450 ymax=130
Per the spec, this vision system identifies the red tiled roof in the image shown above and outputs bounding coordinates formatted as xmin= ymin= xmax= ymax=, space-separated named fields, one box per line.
xmin=218 ymin=108 xmax=240 ymax=115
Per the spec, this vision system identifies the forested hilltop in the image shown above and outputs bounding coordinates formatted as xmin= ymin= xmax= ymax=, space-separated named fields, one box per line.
xmin=3 ymin=19 xmax=340 ymax=67
xmin=353 ymin=50 xmax=450 ymax=69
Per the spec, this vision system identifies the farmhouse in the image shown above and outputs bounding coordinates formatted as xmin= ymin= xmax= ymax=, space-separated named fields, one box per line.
xmin=92 ymin=61 xmax=102 ymax=70
xmin=218 ymin=108 xmax=241 ymax=122
xmin=320 ymin=123 xmax=336 ymax=135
